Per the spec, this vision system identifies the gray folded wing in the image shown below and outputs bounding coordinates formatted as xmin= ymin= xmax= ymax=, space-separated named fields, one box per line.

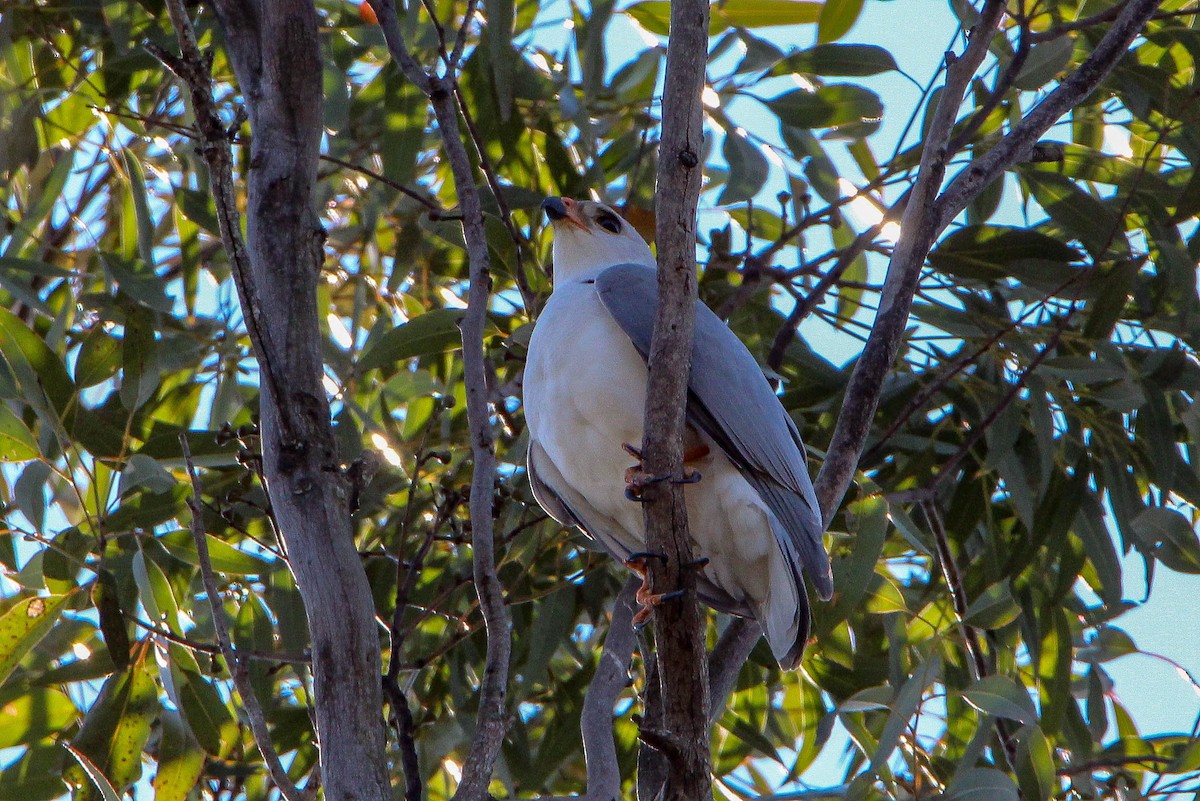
xmin=595 ymin=263 xmax=834 ymax=600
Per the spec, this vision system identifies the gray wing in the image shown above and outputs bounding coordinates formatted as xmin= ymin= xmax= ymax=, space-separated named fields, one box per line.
xmin=595 ymin=263 xmax=834 ymax=600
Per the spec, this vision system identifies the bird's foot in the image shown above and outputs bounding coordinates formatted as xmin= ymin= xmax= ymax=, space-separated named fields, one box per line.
xmin=624 ymin=552 xmax=705 ymax=627
xmin=621 ymin=443 xmax=708 ymax=501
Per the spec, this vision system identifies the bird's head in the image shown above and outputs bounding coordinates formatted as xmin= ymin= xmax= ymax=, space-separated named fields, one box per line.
xmin=542 ymin=197 xmax=654 ymax=281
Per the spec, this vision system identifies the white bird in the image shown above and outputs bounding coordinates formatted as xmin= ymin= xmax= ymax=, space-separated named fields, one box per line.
xmin=523 ymin=197 xmax=833 ymax=669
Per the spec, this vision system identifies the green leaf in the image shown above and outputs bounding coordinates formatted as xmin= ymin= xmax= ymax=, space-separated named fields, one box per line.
xmin=133 ymin=548 xmax=181 ymax=633
xmin=832 ymin=495 xmax=887 ymax=620
xmin=718 ymin=130 xmax=770 ymax=206
xmin=928 ymin=225 xmax=1081 ymax=281
xmin=962 ymin=676 xmax=1036 ymax=724
xmin=1131 ymin=507 xmax=1200 ymax=573
xmin=1076 ymin=496 xmax=1123 ymax=604
xmin=119 ymin=453 xmax=178 ymax=496
xmin=0 ymin=594 xmax=73 ymax=688
xmin=120 ymin=149 xmax=156 ymax=268
xmin=869 ymin=656 xmax=941 ymax=773
xmin=119 ymin=306 xmax=159 ymax=412
xmin=357 ymin=308 xmax=464 ymax=372
xmin=626 ymin=1 xmax=822 ymax=36
xmin=946 ymin=768 xmax=1019 ymax=801
xmin=65 ymin=646 xmax=158 ymax=799
xmin=75 ymin=328 xmax=123 ymax=388
xmin=62 ymin=743 xmax=122 ymax=801
xmin=158 ymin=529 xmax=273 ymax=575
xmin=963 ymin=582 xmax=1020 ymax=629
xmin=169 ymin=664 xmax=237 ymax=757
xmin=14 ymin=461 xmax=50 ymax=532
xmin=1077 ymin=626 xmax=1138 ymax=664
xmin=1021 ymin=168 xmax=1127 ymax=258
xmin=778 ymin=43 xmax=897 ymax=77
xmin=0 ymin=307 xmax=76 ymax=419
xmin=92 ymin=571 xmax=131 ymax=672
xmin=817 ymin=0 xmax=865 ymax=43
xmin=0 ymin=739 xmax=67 ymax=801
xmin=153 ymin=711 xmax=206 ymax=801
xmin=714 ymin=0 xmax=823 ymax=29
xmin=0 ymin=687 xmax=79 ymax=748
xmin=1013 ymin=36 xmax=1074 ymax=90
xmin=174 ymin=187 xmax=220 ymax=235
xmin=1016 ymin=723 xmax=1056 ymax=801
xmin=768 ymin=85 xmax=883 ymax=131
xmin=0 ymin=404 xmax=39 ymax=462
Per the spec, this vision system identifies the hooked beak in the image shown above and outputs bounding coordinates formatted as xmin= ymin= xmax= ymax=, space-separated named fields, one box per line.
xmin=542 ymin=196 xmax=589 ymax=233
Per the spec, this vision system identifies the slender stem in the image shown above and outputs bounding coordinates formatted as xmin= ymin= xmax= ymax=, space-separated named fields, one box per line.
xmin=181 ymin=435 xmax=305 ymax=801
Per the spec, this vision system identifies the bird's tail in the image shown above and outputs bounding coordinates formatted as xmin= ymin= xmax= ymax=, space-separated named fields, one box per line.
xmin=754 ymin=534 xmax=811 ymax=670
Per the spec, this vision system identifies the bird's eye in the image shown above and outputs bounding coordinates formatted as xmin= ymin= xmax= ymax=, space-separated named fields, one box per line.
xmin=595 ymin=212 xmax=623 ymax=234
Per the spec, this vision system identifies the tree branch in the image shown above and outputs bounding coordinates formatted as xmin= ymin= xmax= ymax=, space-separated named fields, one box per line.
xmin=639 ymin=1 xmax=712 ymax=799
xmin=936 ymin=0 xmax=1165 ymax=230
xmin=181 ymin=436 xmax=305 ymax=801
xmin=432 ymin=81 xmax=514 ymax=801
xmin=364 ymin=2 xmax=514 ymax=796
xmin=163 ymin=1 xmax=393 ymax=797
xmin=814 ymin=0 xmax=1007 ymax=522
xmin=581 ymin=577 xmax=639 ymax=801
xmin=707 ymin=618 xmax=762 ymax=725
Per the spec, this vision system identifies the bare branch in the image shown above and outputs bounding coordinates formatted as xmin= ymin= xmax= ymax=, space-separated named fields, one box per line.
xmin=365 ymin=0 xmax=433 ymax=92
xmin=181 ymin=435 xmax=305 ymax=801
xmin=581 ymin=577 xmax=640 ymax=801
xmin=360 ymin=5 xmax=513 ymax=795
xmin=639 ymin=1 xmax=712 ymax=799
xmin=319 ymin=153 xmax=443 ymax=213
xmin=429 ymin=69 xmax=511 ymax=801
xmin=936 ymin=0 xmax=1165 ymax=229
xmin=767 ymin=225 xmax=882 ymax=373
xmin=921 ymin=501 xmax=1018 ymax=771
xmin=814 ymin=0 xmax=1007 ymax=522
xmin=707 ymin=619 xmax=761 ymax=725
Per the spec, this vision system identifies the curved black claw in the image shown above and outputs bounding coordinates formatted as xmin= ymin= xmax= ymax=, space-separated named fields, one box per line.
xmin=626 ymin=551 xmax=669 ymax=566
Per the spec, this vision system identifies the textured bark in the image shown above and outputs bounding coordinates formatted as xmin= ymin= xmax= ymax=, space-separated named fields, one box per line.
xmin=165 ymin=2 xmax=392 ymax=798
xmin=639 ymin=1 xmax=712 ymax=799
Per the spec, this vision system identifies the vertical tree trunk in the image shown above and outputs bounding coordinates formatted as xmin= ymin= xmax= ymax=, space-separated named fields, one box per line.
xmin=639 ymin=1 xmax=712 ymax=799
xmin=198 ymin=2 xmax=392 ymax=797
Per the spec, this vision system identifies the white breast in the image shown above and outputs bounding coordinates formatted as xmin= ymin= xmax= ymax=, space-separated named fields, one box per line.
xmin=522 ymin=280 xmax=798 ymax=629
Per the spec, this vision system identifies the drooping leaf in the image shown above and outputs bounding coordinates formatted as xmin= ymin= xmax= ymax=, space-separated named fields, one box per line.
xmin=962 ymin=675 xmax=1037 ymax=724
xmin=0 ymin=594 xmax=73 ymax=688
xmin=817 ymin=0 xmax=865 ymax=43
xmin=152 ymin=711 xmax=206 ymax=801
xmin=0 ymin=404 xmax=39 ymax=462
xmin=65 ymin=644 xmax=158 ymax=799
xmin=718 ymin=129 xmax=770 ymax=206
xmin=357 ymin=308 xmax=465 ymax=372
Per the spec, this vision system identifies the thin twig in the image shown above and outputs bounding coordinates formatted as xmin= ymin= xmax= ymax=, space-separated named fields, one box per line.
xmin=181 ymin=435 xmax=305 ymax=801
xmin=320 ymin=153 xmax=443 ymax=212
xmin=921 ymin=500 xmax=1018 ymax=772
xmin=452 ymin=83 xmax=537 ymax=312
xmin=365 ymin=4 xmax=514 ymax=795
xmin=148 ymin=2 xmax=290 ymax=444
